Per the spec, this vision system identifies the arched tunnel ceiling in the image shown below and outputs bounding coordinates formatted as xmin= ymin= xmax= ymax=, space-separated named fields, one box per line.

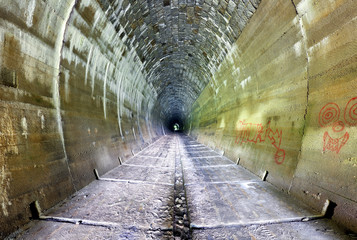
xmin=98 ymin=0 xmax=261 ymax=123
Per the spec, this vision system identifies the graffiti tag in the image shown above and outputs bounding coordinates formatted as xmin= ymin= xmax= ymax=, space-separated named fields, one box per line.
xmin=235 ymin=120 xmax=285 ymax=164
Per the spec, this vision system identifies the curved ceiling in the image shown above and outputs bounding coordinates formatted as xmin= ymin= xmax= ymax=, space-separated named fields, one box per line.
xmin=99 ymin=0 xmax=261 ymax=123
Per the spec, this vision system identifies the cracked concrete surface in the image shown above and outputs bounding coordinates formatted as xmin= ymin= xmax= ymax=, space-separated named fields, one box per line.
xmin=10 ymin=134 xmax=353 ymax=240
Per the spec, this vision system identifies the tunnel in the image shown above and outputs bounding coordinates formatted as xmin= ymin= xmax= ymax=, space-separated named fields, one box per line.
xmin=0 ymin=0 xmax=356 ymax=239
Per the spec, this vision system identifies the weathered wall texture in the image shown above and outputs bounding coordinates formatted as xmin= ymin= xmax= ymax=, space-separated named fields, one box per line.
xmin=186 ymin=0 xmax=357 ymax=232
xmin=0 ymin=0 xmax=356 ymax=237
xmin=0 ymin=0 xmax=161 ymax=237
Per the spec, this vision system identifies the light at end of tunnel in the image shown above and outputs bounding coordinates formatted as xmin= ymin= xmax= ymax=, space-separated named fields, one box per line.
xmin=165 ymin=116 xmax=184 ymax=132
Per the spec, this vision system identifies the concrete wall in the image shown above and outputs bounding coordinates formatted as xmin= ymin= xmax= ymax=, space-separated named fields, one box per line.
xmin=186 ymin=0 xmax=357 ymax=232
xmin=0 ymin=0 xmax=161 ymax=237
xmin=0 ymin=0 xmax=356 ymax=237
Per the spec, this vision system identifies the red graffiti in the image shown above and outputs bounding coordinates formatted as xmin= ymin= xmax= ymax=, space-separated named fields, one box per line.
xmin=344 ymin=97 xmax=357 ymax=126
xmin=319 ymin=97 xmax=356 ymax=154
xmin=319 ymin=103 xmax=340 ymax=127
xmin=235 ymin=120 xmax=285 ymax=164
xmin=323 ymin=132 xmax=349 ymax=154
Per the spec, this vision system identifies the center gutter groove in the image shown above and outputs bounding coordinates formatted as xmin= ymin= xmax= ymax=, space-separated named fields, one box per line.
xmin=173 ymin=135 xmax=192 ymax=239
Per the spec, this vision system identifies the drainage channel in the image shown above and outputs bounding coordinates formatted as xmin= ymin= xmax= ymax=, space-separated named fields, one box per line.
xmin=173 ymin=135 xmax=191 ymax=239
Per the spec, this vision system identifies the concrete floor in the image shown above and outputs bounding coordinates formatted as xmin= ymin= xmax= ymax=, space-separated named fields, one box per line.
xmin=9 ymin=135 xmax=354 ymax=240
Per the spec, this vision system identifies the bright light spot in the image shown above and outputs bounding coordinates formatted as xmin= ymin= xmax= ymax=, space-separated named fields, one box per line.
xmin=173 ymin=123 xmax=180 ymax=131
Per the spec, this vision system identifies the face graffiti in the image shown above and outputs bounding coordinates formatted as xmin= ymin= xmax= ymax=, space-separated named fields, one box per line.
xmin=319 ymin=97 xmax=357 ymax=154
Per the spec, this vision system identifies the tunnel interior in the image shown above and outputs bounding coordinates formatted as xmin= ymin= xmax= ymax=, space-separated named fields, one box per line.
xmin=0 ymin=0 xmax=356 ymax=238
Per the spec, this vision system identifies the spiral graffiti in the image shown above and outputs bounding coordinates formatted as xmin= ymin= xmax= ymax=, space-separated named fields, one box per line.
xmin=319 ymin=103 xmax=340 ymax=127
xmin=344 ymin=97 xmax=357 ymax=126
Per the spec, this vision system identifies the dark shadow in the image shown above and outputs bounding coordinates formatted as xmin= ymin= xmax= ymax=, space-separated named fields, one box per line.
xmin=29 ymin=201 xmax=40 ymax=220
xmin=325 ymin=201 xmax=337 ymax=219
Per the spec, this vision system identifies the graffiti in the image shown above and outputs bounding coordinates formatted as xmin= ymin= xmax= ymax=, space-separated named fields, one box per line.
xmin=235 ymin=120 xmax=285 ymax=164
xmin=323 ymin=131 xmax=349 ymax=154
xmin=319 ymin=103 xmax=340 ymax=127
xmin=319 ymin=97 xmax=357 ymax=154
xmin=344 ymin=97 xmax=357 ymax=126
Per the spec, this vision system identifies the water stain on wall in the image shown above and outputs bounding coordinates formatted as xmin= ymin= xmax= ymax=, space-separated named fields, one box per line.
xmin=1 ymin=34 xmax=24 ymax=88
xmin=0 ymin=107 xmax=19 ymax=216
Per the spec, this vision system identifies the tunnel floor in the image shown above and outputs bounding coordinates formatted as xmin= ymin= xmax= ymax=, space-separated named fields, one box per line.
xmin=12 ymin=134 xmax=352 ymax=240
